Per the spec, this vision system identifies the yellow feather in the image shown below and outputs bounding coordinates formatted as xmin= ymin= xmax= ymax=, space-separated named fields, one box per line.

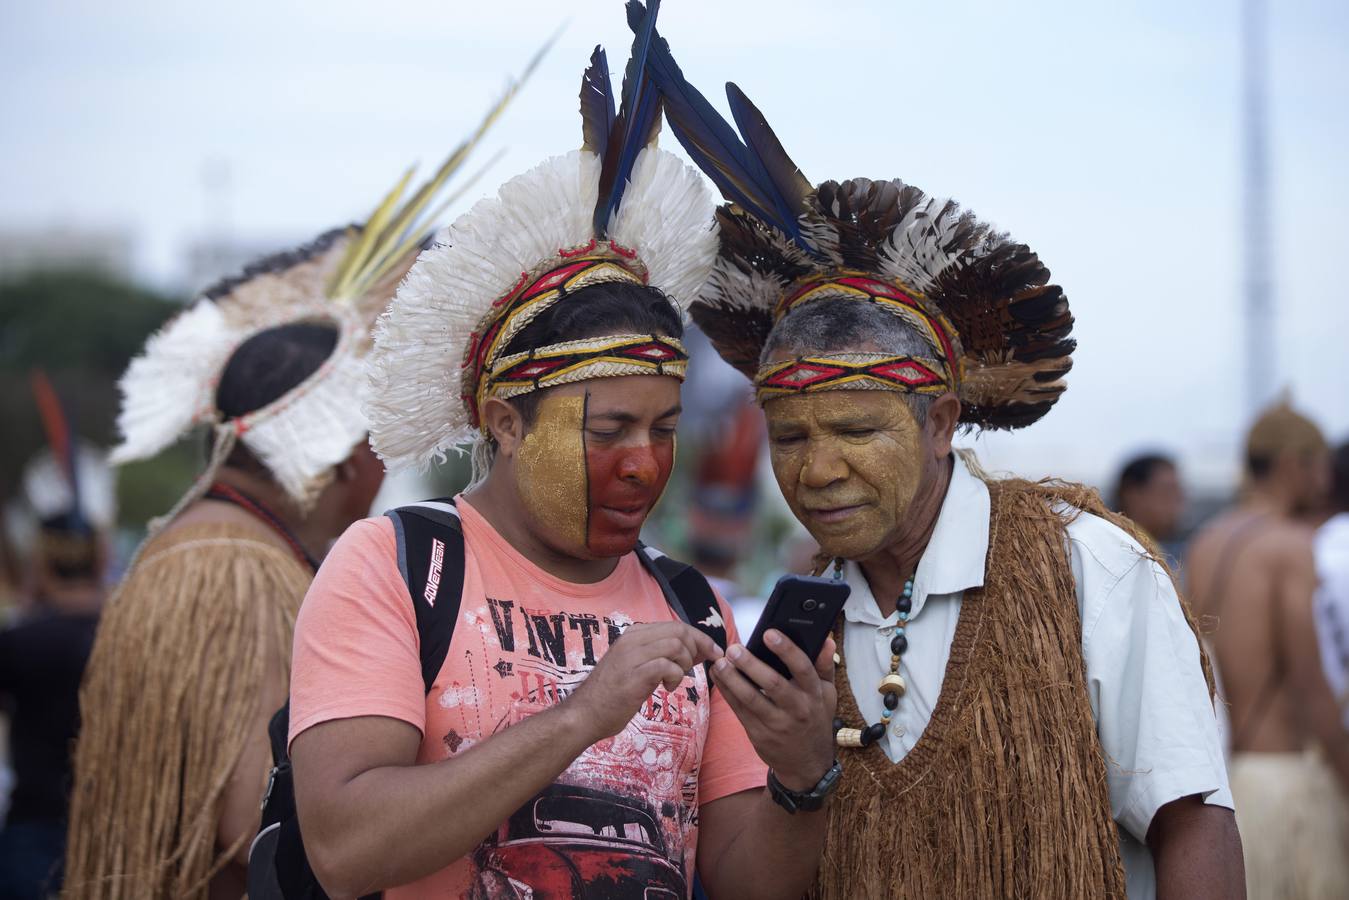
xmin=330 ymin=30 xmax=560 ymax=304
xmin=370 ymin=148 xmax=512 ymax=281
xmin=328 ymin=165 xmax=416 ymax=299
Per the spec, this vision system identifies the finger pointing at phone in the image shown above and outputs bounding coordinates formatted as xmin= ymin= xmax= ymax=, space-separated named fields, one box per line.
xmin=713 ymin=629 xmax=838 ymax=792
xmin=569 ymin=621 xmax=723 ymax=741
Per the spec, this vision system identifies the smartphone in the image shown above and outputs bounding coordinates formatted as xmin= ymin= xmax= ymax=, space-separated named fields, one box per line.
xmin=744 ymin=574 xmax=851 ymax=680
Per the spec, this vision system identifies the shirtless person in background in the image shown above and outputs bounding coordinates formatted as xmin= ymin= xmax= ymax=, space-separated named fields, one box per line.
xmin=1188 ymin=400 xmax=1349 ymax=897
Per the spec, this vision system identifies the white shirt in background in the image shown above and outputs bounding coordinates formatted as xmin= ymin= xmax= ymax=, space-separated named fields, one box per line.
xmin=839 ymin=454 xmax=1231 ymax=900
xmin=1314 ymin=512 xmax=1349 ymax=729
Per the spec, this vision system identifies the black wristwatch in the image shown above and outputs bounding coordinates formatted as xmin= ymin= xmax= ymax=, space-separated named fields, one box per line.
xmin=766 ymin=759 xmax=843 ymax=814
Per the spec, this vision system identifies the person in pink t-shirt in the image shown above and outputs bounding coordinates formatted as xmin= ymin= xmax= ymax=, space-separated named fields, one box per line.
xmin=287 ymin=23 xmax=840 ymax=900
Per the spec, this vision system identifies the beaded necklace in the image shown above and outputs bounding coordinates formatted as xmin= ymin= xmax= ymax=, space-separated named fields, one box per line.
xmin=204 ymin=483 xmax=320 ymax=573
xmin=829 ymin=557 xmax=914 ymax=750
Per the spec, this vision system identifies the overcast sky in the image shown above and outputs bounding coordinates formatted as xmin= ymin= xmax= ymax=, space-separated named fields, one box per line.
xmin=2 ymin=0 xmax=1347 ymax=488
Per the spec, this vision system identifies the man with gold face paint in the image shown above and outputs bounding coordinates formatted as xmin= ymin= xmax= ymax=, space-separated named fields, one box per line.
xmin=284 ymin=18 xmax=839 ymax=900
xmin=638 ymin=16 xmax=1244 ymax=898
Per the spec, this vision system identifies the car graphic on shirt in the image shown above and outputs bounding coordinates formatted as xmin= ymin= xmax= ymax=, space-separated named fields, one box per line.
xmin=471 ymin=782 xmax=687 ymax=900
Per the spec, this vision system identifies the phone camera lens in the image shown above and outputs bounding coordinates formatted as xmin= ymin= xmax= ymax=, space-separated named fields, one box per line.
xmin=802 ymin=598 xmax=819 ymax=612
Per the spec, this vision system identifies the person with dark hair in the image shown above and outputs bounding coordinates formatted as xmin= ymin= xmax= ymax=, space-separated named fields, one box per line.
xmin=1114 ymin=452 xmax=1188 ymax=571
xmin=62 ymin=125 xmax=505 ymax=898
xmin=647 ymin=22 xmax=1240 ymax=897
xmin=287 ymin=26 xmax=836 ymax=900
xmin=1187 ymin=401 xmax=1349 ymax=896
xmin=1115 ymin=453 xmax=1185 ymax=544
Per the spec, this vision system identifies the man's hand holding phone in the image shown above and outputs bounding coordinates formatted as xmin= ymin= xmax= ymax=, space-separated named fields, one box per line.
xmin=712 ymin=628 xmax=838 ymax=793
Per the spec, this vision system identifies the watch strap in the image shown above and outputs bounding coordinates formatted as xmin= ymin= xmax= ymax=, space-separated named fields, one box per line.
xmin=767 ymin=759 xmax=843 ymax=814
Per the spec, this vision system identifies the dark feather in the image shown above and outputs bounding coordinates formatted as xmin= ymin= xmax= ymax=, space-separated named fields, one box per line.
xmin=690 ymin=299 xmax=774 ymax=377
xmin=579 ymin=45 xmax=615 ymax=157
xmin=812 ymin=179 xmax=908 ymax=270
xmin=926 ymin=227 xmax=1074 ymax=429
xmin=594 ymin=0 xmax=664 ymax=237
xmin=725 ymin=84 xmax=812 ymax=232
xmin=715 ymin=206 xmax=813 ymax=282
xmin=936 ymin=237 xmax=1063 ymax=354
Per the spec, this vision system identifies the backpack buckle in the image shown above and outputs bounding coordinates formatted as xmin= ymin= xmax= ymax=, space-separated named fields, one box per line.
xmin=260 ymin=763 xmax=283 ymax=812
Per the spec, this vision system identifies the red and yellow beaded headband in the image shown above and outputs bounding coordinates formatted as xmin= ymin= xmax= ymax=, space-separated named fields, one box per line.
xmin=460 ymin=239 xmax=688 ymax=433
xmin=774 ymin=270 xmax=965 ymax=390
xmin=755 ymin=352 xmax=949 ymax=404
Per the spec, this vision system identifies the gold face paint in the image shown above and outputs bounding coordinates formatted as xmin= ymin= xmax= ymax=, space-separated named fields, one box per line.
xmin=765 ymin=391 xmax=927 ymax=560
xmin=514 ymin=393 xmax=588 ymax=555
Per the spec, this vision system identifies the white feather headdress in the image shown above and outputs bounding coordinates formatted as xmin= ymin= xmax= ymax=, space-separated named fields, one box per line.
xmin=109 ymin=232 xmax=382 ymax=507
xmin=367 ymin=146 xmax=715 ymax=473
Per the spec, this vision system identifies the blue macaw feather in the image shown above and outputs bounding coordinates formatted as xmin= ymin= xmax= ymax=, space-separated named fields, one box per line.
xmin=724 ymin=83 xmax=814 ymax=243
xmin=594 ymin=0 xmax=664 ymax=237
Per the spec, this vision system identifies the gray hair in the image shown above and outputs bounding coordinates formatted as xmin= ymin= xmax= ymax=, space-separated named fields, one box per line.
xmin=761 ymin=300 xmax=939 ymax=423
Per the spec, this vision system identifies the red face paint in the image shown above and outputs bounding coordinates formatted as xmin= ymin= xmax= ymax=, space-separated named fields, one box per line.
xmin=584 ymin=436 xmax=675 ymax=556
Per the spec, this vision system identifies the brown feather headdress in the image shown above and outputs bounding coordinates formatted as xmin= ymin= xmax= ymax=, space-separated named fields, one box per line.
xmin=635 ymin=3 xmax=1073 ymax=430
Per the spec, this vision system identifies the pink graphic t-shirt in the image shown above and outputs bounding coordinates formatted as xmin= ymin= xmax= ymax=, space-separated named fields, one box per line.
xmin=289 ymin=497 xmax=767 ymax=898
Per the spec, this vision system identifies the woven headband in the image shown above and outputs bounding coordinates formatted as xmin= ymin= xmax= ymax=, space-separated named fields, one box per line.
xmin=486 ymin=332 xmax=688 ymax=403
xmin=462 ymin=240 xmax=693 ymax=433
xmin=755 ymin=352 xmax=951 ymax=404
xmin=776 ymin=270 xmax=964 ymax=389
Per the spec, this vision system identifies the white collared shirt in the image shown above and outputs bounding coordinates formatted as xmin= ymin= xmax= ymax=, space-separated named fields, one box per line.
xmin=840 ymin=454 xmax=1232 ymax=900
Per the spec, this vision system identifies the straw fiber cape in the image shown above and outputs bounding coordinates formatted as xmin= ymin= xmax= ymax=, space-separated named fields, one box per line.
xmin=65 ymin=523 xmax=311 ymax=900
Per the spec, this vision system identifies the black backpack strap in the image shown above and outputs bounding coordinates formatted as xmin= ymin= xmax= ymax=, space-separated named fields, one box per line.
xmin=267 ymin=701 xmax=292 ymax=767
xmin=635 ymin=543 xmax=729 ymax=677
xmin=384 ymin=498 xmax=466 ymax=694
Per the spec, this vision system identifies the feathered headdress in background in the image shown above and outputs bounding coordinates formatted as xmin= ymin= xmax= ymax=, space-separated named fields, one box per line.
xmin=367 ymin=0 xmax=718 ymax=476
xmin=24 ymin=370 xmax=115 ymax=532
xmin=110 ymin=42 xmax=551 ymax=520
xmin=635 ymin=3 xmax=1074 ymax=430
xmin=6 ymin=372 xmax=115 ymax=577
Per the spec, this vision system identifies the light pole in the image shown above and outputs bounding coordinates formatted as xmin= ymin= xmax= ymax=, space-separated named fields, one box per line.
xmin=1242 ymin=0 xmax=1274 ymax=416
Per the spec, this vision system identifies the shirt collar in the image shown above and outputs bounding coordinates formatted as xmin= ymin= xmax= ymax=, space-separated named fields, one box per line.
xmin=840 ymin=452 xmax=991 ymax=625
